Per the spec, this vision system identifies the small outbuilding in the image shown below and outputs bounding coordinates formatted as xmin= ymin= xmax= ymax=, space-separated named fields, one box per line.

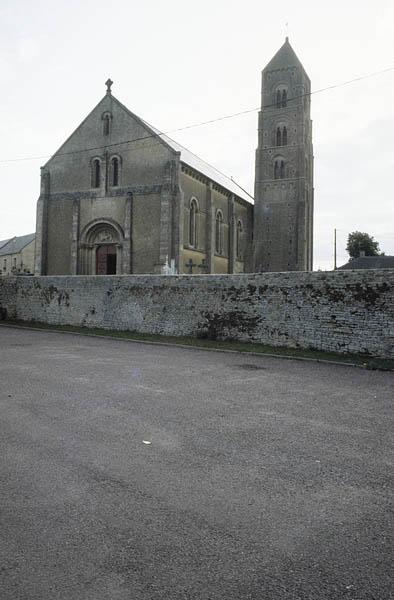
xmin=338 ymin=255 xmax=394 ymax=270
xmin=0 ymin=234 xmax=36 ymax=275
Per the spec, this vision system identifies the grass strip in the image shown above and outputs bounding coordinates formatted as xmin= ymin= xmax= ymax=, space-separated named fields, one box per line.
xmin=1 ymin=319 xmax=393 ymax=371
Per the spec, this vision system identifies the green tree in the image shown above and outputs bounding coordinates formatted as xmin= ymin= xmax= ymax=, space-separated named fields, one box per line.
xmin=346 ymin=231 xmax=381 ymax=259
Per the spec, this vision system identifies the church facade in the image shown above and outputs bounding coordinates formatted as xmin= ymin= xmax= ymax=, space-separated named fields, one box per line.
xmin=35 ymin=38 xmax=313 ymax=276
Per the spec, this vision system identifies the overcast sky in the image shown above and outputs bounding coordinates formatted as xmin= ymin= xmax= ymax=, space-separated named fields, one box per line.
xmin=1 ymin=0 xmax=393 ymax=269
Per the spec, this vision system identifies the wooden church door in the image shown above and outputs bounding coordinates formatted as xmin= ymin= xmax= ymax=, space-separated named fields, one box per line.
xmin=96 ymin=245 xmax=117 ymax=275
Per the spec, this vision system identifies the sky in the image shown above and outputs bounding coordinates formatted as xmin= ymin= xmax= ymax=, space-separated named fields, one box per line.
xmin=1 ymin=0 xmax=393 ymax=270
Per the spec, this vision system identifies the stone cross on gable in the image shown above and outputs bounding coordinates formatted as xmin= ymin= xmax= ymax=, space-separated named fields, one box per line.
xmin=105 ymin=78 xmax=113 ymax=94
xmin=185 ymin=258 xmax=197 ymax=274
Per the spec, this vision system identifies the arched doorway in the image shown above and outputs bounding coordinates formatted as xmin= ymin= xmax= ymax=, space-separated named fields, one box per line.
xmin=96 ymin=244 xmax=117 ymax=275
xmin=79 ymin=220 xmax=124 ymax=275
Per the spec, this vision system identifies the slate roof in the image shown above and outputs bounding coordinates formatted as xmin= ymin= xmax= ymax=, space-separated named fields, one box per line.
xmin=111 ymin=96 xmax=253 ymax=204
xmin=142 ymin=120 xmax=254 ymax=203
xmin=0 ymin=238 xmax=11 ymax=250
xmin=0 ymin=233 xmax=35 ymax=256
xmin=338 ymin=255 xmax=394 ymax=270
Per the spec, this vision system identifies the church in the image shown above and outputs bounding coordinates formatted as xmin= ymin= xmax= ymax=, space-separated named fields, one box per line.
xmin=34 ymin=38 xmax=313 ymax=276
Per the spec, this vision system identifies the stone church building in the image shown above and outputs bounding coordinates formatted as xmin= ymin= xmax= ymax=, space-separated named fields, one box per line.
xmin=35 ymin=38 xmax=313 ymax=276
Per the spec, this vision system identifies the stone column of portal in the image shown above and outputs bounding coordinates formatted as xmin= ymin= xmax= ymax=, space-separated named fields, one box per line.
xmin=206 ymin=181 xmax=214 ymax=273
xmin=122 ymin=193 xmax=133 ymax=274
xmin=228 ymin=194 xmax=236 ymax=274
xmin=34 ymin=167 xmax=50 ymax=275
xmin=70 ymin=199 xmax=80 ymax=274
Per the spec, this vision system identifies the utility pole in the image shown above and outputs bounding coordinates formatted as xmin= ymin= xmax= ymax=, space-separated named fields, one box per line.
xmin=334 ymin=228 xmax=337 ymax=270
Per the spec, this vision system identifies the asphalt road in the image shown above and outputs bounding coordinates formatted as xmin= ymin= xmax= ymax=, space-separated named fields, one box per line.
xmin=0 ymin=326 xmax=393 ymax=600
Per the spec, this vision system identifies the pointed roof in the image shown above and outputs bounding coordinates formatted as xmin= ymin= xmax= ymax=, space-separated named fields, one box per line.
xmin=0 ymin=233 xmax=35 ymax=256
xmin=264 ymin=37 xmax=307 ymax=75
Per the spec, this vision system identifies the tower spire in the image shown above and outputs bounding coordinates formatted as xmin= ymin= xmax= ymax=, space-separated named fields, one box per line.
xmin=253 ymin=40 xmax=314 ymax=272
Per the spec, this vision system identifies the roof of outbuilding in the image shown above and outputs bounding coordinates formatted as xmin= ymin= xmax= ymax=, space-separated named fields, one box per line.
xmin=338 ymin=255 xmax=394 ymax=270
xmin=0 ymin=233 xmax=35 ymax=256
xmin=0 ymin=238 xmax=11 ymax=250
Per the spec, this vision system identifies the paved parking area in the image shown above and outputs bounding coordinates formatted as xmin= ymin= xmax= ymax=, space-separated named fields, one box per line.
xmin=0 ymin=325 xmax=393 ymax=599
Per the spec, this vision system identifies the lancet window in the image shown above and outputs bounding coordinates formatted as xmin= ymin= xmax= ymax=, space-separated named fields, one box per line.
xmin=189 ymin=198 xmax=198 ymax=248
xmin=215 ymin=210 xmax=224 ymax=254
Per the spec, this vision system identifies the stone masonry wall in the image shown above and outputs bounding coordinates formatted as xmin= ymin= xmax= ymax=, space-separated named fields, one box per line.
xmin=0 ymin=270 xmax=393 ymax=358
xmin=0 ymin=277 xmax=17 ymax=320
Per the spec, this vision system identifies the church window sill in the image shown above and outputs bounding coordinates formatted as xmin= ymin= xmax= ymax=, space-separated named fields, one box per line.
xmin=184 ymin=245 xmax=204 ymax=254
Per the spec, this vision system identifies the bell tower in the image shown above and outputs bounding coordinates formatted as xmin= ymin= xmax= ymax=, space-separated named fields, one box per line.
xmin=253 ymin=38 xmax=313 ymax=272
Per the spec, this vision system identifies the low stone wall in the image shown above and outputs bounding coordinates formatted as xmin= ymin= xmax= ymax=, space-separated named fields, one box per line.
xmin=1 ymin=270 xmax=393 ymax=358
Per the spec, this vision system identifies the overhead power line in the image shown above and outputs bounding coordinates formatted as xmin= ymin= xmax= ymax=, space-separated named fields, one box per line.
xmin=1 ymin=64 xmax=394 ymax=165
